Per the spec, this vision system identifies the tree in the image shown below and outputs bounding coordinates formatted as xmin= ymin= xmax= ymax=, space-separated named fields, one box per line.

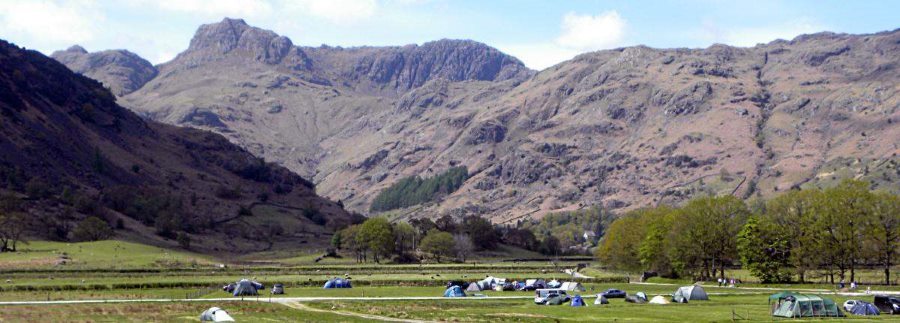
xmin=340 ymin=225 xmax=366 ymax=263
xmin=461 ymin=215 xmax=499 ymax=250
xmin=177 ymin=232 xmax=191 ymax=250
xmin=538 ymin=234 xmax=561 ymax=256
xmin=0 ymin=211 xmax=28 ymax=252
xmin=331 ymin=230 xmax=343 ymax=250
xmin=737 ymin=216 xmax=792 ymax=283
xmin=453 ymin=234 xmax=475 ymax=262
xmin=865 ymin=192 xmax=900 ymax=285
xmin=669 ymin=195 xmax=748 ymax=280
xmin=356 ymin=217 xmax=394 ymax=263
xmin=420 ymin=229 xmax=454 ymax=262
xmin=72 ymin=217 xmax=113 ymax=242
xmin=764 ymin=189 xmax=820 ymax=282
xmin=393 ymin=222 xmax=416 ymax=256
xmin=637 ymin=206 xmax=676 ymax=276
xmin=814 ymin=180 xmax=872 ymax=282
xmin=596 ymin=210 xmax=651 ymax=271
xmin=435 ymin=215 xmax=457 ymax=233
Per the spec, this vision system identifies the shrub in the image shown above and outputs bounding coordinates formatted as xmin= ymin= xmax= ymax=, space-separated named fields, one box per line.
xmin=72 ymin=217 xmax=113 ymax=241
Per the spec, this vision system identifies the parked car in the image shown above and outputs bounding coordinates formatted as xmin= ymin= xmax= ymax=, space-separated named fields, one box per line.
xmin=601 ymin=288 xmax=627 ymax=298
xmin=534 ymin=289 xmax=569 ymax=305
xmin=271 ymin=283 xmax=284 ymax=295
xmin=875 ymin=295 xmax=900 ymax=314
xmin=843 ymin=299 xmax=860 ymax=312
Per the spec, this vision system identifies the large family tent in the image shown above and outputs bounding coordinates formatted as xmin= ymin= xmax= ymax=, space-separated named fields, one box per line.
xmin=199 ymin=307 xmax=235 ymax=322
xmin=571 ymin=295 xmax=586 ymax=307
xmin=444 ymin=286 xmax=466 ymax=297
xmin=594 ymin=295 xmax=609 ymax=305
xmin=672 ymin=285 xmax=708 ymax=303
xmin=324 ymin=278 xmax=352 ymax=289
xmin=232 ymin=279 xmax=263 ymax=296
xmin=649 ymin=295 xmax=670 ymax=305
xmin=849 ymin=301 xmax=880 ymax=316
xmin=560 ymin=282 xmax=586 ymax=292
xmin=770 ymin=292 xmax=843 ymax=318
xmin=523 ymin=279 xmax=547 ymax=290
xmin=466 ymin=282 xmax=483 ymax=292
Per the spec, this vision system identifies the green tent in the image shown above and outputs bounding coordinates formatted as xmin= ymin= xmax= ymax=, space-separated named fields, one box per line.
xmin=771 ymin=293 xmax=843 ymax=318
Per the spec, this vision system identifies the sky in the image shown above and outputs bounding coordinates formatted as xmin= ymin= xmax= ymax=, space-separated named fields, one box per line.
xmin=0 ymin=0 xmax=897 ymax=70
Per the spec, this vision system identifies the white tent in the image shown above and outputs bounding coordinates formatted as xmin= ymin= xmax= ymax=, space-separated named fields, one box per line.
xmin=649 ymin=295 xmax=670 ymax=305
xmin=200 ymin=307 xmax=235 ymax=322
xmin=466 ymin=282 xmax=482 ymax=292
xmin=673 ymin=285 xmax=709 ymax=303
xmin=560 ymin=282 xmax=586 ymax=292
xmin=594 ymin=295 xmax=609 ymax=305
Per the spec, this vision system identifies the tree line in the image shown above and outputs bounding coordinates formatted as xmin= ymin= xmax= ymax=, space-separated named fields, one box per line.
xmin=370 ymin=167 xmax=468 ymax=212
xmin=596 ymin=180 xmax=900 ymax=284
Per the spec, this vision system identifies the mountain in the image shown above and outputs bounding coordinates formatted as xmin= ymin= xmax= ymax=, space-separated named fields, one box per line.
xmin=57 ymin=19 xmax=900 ymax=224
xmin=1 ymin=40 xmax=352 ymax=252
xmin=50 ymin=45 xmax=157 ymax=96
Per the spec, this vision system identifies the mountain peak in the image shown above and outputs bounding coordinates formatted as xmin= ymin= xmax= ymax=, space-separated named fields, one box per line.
xmin=184 ymin=17 xmax=295 ymax=64
xmin=65 ymin=45 xmax=88 ymax=54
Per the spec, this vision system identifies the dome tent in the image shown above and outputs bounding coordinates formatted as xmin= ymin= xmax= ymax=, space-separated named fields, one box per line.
xmin=199 ymin=307 xmax=234 ymax=322
xmin=570 ymin=295 xmax=587 ymax=307
xmin=324 ymin=278 xmax=352 ymax=289
xmin=849 ymin=301 xmax=879 ymax=316
xmin=444 ymin=285 xmax=466 ymax=297
xmin=673 ymin=285 xmax=708 ymax=303
xmin=232 ymin=279 xmax=263 ymax=296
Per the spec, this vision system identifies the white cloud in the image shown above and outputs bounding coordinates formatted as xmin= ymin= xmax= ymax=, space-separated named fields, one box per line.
xmin=0 ymin=0 xmax=100 ymax=50
xmin=698 ymin=18 xmax=826 ymax=47
xmin=556 ymin=11 xmax=626 ymax=51
xmin=123 ymin=0 xmax=272 ymax=18
xmin=282 ymin=0 xmax=377 ymax=24
xmin=500 ymin=10 xmax=627 ymax=70
xmin=498 ymin=43 xmax=581 ymax=71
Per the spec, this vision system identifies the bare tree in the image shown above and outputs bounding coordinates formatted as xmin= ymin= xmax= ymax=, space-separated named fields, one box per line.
xmin=453 ymin=234 xmax=475 ymax=262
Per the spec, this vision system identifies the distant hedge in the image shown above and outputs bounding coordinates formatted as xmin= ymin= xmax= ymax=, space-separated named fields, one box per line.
xmin=370 ymin=167 xmax=468 ymax=212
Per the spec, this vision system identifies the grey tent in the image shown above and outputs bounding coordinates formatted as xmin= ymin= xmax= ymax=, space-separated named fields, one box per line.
xmin=200 ymin=307 xmax=235 ymax=322
xmin=673 ymin=285 xmax=708 ymax=303
xmin=466 ymin=282 xmax=482 ymax=292
xmin=232 ymin=279 xmax=263 ymax=296
xmin=627 ymin=292 xmax=648 ymax=304
xmin=560 ymin=282 xmax=586 ymax=292
xmin=594 ymin=295 xmax=609 ymax=305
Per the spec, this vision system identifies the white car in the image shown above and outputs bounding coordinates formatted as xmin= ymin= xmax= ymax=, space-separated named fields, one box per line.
xmin=843 ymin=299 xmax=859 ymax=312
xmin=534 ymin=289 xmax=568 ymax=305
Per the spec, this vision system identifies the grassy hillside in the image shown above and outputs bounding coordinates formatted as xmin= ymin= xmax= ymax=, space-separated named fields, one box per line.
xmin=0 ymin=240 xmax=213 ymax=270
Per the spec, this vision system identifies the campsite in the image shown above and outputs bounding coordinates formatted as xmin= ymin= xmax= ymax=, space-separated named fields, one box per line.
xmin=2 ymin=241 xmax=900 ymax=322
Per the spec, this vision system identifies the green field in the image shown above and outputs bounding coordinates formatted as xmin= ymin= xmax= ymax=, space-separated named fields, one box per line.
xmin=2 ymin=240 xmax=900 ymax=322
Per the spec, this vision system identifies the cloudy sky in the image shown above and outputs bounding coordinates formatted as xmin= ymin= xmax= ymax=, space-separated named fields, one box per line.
xmin=0 ymin=0 xmax=897 ymax=70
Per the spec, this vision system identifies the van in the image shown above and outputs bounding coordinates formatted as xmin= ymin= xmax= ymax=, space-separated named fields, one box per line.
xmin=534 ymin=289 xmax=569 ymax=304
xmin=874 ymin=295 xmax=900 ymax=314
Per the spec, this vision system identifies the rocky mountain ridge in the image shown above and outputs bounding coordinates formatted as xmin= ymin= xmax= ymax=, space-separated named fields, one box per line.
xmin=54 ymin=19 xmax=900 ymax=223
xmin=2 ymin=40 xmax=351 ymax=252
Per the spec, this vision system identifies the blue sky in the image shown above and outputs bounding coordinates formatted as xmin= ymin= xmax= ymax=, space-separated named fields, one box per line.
xmin=0 ymin=0 xmax=897 ymax=70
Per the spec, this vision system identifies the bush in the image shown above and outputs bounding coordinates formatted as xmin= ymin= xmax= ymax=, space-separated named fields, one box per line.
xmin=72 ymin=217 xmax=113 ymax=241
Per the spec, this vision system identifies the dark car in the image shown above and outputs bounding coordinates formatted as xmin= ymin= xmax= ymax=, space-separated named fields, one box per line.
xmin=271 ymin=283 xmax=284 ymax=295
xmin=601 ymin=288 xmax=627 ymax=298
xmin=875 ymin=295 xmax=900 ymax=314
xmin=446 ymin=281 xmax=467 ymax=289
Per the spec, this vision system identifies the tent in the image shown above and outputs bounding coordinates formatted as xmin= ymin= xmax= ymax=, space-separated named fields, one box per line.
xmin=673 ymin=285 xmax=708 ymax=303
xmin=546 ymin=295 xmax=568 ymax=305
xmin=547 ymin=280 xmax=561 ymax=288
xmin=626 ymin=292 xmax=648 ymax=304
xmin=232 ymin=279 xmax=263 ymax=296
xmin=466 ymin=282 xmax=482 ymax=292
xmin=771 ymin=293 xmax=843 ymax=318
xmin=524 ymin=279 xmax=547 ymax=290
xmin=444 ymin=286 xmax=466 ymax=297
xmin=594 ymin=295 xmax=609 ymax=305
xmin=649 ymin=295 xmax=670 ymax=305
xmin=560 ymin=282 xmax=586 ymax=292
xmin=571 ymin=295 xmax=586 ymax=307
xmin=324 ymin=278 xmax=352 ymax=289
xmin=849 ymin=301 xmax=880 ymax=316
xmin=199 ymin=307 xmax=235 ymax=322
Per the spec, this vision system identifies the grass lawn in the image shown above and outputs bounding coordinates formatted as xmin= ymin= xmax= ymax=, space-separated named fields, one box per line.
xmin=0 ymin=301 xmax=365 ymax=322
xmin=0 ymin=241 xmax=213 ymax=270
xmin=306 ymin=293 xmax=892 ymax=322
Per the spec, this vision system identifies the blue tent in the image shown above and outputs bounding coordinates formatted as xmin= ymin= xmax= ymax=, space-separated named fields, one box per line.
xmin=571 ymin=295 xmax=586 ymax=307
xmin=323 ymin=278 xmax=352 ymax=289
xmin=850 ymin=301 xmax=879 ymax=316
xmin=443 ymin=286 xmax=466 ymax=297
xmin=232 ymin=279 xmax=263 ymax=296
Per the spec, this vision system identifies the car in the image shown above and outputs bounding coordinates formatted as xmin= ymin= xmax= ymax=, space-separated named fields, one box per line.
xmin=843 ymin=299 xmax=859 ymax=312
xmin=601 ymin=288 xmax=627 ymax=298
xmin=534 ymin=289 xmax=569 ymax=305
xmin=875 ymin=295 xmax=900 ymax=314
xmin=271 ymin=283 xmax=284 ymax=295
